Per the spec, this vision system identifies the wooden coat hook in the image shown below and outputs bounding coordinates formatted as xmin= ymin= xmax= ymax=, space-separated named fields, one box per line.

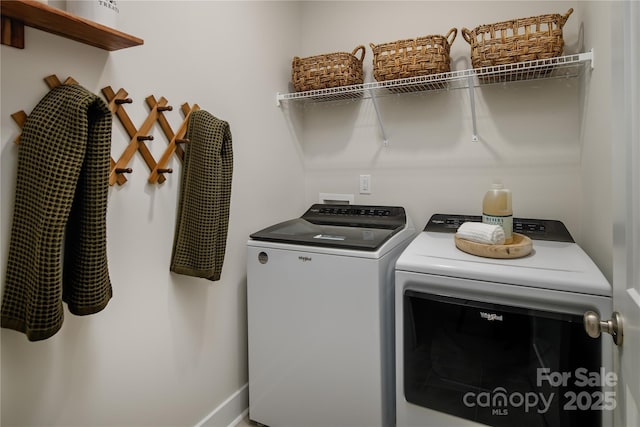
xmin=102 ymin=86 xmax=169 ymax=185
xmin=10 ymin=74 xmax=127 ymax=185
xmin=10 ymin=75 xmax=202 ymax=188
xmin=10 ymin=74 xmax=79 ymax=145
xmin=102 ymin=85 xmax=164 ymax=185
xmin=148 ymin=99 xmax=200 ymax=184
xmin=107 ymin=93 xmax=170 ymax=186
xmin=145 ymin=95 xmax=184 ymax=161
xmin=10 ymin=110 xmax=27 ymax=145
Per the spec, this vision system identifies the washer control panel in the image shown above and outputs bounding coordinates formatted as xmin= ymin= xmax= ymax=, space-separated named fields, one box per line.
xmin=303 ymin=204 xmax=406 ymax=229
xmin=315 ymin=206 xmax=393 ymax=217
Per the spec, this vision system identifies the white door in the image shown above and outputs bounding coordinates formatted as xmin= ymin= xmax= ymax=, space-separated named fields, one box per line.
xmin=611 ymin=1 xmax=640 ymax=426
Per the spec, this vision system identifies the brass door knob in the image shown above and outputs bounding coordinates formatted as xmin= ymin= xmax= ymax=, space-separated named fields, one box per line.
xmin=584 ymin=311 xmax=623 ymax=346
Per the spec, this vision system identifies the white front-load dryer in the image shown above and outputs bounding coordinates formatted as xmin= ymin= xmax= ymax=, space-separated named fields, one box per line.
xmin=395 ymin=214 xmax=613 ymax=427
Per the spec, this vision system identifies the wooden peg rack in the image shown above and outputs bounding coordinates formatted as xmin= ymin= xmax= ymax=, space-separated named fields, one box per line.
xmin=11 ymin=74 xmax=200 ymax=186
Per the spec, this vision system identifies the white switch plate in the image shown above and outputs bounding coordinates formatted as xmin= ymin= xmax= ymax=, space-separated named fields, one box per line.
xmin=359 ymin=175 xmax=371 ymax=194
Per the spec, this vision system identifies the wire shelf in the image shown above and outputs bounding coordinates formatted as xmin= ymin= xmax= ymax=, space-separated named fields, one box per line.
xmin=277 ymin=51 xmax=593 ymax=105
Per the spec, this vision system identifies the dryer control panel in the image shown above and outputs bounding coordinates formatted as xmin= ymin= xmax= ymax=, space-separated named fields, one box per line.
xmin=425 ymin=214 xmax=574 ymax=242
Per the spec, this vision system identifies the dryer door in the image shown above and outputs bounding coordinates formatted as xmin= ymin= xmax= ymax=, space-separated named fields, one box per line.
xmin=404 ymin=291 xmax=605 ymax=427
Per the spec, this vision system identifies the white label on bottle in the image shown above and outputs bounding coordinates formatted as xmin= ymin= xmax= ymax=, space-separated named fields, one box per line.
xmin=482 ymin=214 xmax=513 ymax=240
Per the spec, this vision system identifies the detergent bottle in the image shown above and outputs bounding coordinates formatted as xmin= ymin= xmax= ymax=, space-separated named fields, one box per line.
xmin=482 ymin=182 xmax=513 ymax=244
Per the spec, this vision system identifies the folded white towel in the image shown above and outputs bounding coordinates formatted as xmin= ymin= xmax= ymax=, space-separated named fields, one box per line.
xmin=456 ymin=222 xmax=506 ymax=245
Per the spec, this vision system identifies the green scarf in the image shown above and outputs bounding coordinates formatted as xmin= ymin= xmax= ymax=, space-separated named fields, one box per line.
xmin=1 ymin=84 xmax=112 ymax=341
xmin=170 ymin=110 xmax=233 ymax=281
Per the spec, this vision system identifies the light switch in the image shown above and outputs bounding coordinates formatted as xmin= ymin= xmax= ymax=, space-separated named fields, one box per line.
xmin=359 ymin=175 xmax=371 ymax=194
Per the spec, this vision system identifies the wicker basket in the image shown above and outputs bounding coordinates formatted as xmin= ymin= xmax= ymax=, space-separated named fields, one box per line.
xmin=461 ymin=8 xmax=573 ymax=69
xmin=369 ymin=28 xmax=458 ymax=82
xmin=292 ymin=45 xmax=366 ymax=92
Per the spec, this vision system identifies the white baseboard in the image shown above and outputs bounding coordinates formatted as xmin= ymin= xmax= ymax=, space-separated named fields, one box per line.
xmin=226 ymin=408 xmax=250 ymax=427
xmin=195 ymin=383 xmax=249 ymax=427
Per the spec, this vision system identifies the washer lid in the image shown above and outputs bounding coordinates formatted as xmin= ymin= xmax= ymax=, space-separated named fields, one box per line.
xmin=396 ymin=231 xmax=612 ymax=297
xmin=249 ymin=204 xmax=408 ymax=251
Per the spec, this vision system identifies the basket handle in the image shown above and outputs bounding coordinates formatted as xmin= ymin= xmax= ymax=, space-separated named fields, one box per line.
xmin=461 ymin=27 xmax=472 ymax=45
xmin=445 ymin=28 xmax=458 ymax=46
xmin=352 ymin=45 xmax=366 ymax=62
xmin=560 ymin=8 xmax=574 ymax=26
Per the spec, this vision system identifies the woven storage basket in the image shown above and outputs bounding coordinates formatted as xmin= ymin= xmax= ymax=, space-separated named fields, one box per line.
xmin=370 ymin=28 xmax=458 ymax=82
xmin=461 ymin=8 xmax=573 ymax=69
xmin=292 ymin=45 xmax=366 ymax=92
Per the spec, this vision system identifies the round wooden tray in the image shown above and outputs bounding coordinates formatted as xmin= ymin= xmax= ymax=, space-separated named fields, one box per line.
xmin=454 ymin=232 xmax=533 ymax=259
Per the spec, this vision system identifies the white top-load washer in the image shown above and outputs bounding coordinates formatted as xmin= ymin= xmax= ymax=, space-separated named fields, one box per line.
xmin=395 ymin=214 xmax=613 ymax=427
xmin=247 ymin=204 xmax=416 ymax=427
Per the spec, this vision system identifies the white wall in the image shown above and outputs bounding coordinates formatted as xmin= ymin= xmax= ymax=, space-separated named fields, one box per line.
xmin=295 ymin=1 xmax=612 ymax=271
xmin=1 ymin=1 xmax=614 ymax=426
xmin=1 ymin=2 xmax=304 ymax=426
xmin=578 ymin=1 xmax=614 ymax=283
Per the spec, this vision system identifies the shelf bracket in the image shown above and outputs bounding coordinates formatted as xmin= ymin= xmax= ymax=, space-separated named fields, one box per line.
xmin=368 ymin=89 xmax=389 ymax=146
xmin=1 ymin=15 xmax=25 ymax=49
xmin=467 ymin=75 xmax=479 ymax=142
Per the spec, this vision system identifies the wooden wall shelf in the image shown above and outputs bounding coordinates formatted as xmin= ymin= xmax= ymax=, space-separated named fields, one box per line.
xmin=1 ymin=0 xmax=143 ymax=51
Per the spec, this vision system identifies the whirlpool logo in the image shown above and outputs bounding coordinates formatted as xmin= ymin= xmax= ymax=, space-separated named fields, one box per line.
xmin=480 ymin=311 xmax=503 ymax=321
xmin=298 ymin=256 xmax=312 ymax=262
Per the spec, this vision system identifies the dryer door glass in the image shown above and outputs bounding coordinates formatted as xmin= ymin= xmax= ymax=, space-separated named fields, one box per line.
xmin=404 ymin=291 xmax=603 ymax=427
